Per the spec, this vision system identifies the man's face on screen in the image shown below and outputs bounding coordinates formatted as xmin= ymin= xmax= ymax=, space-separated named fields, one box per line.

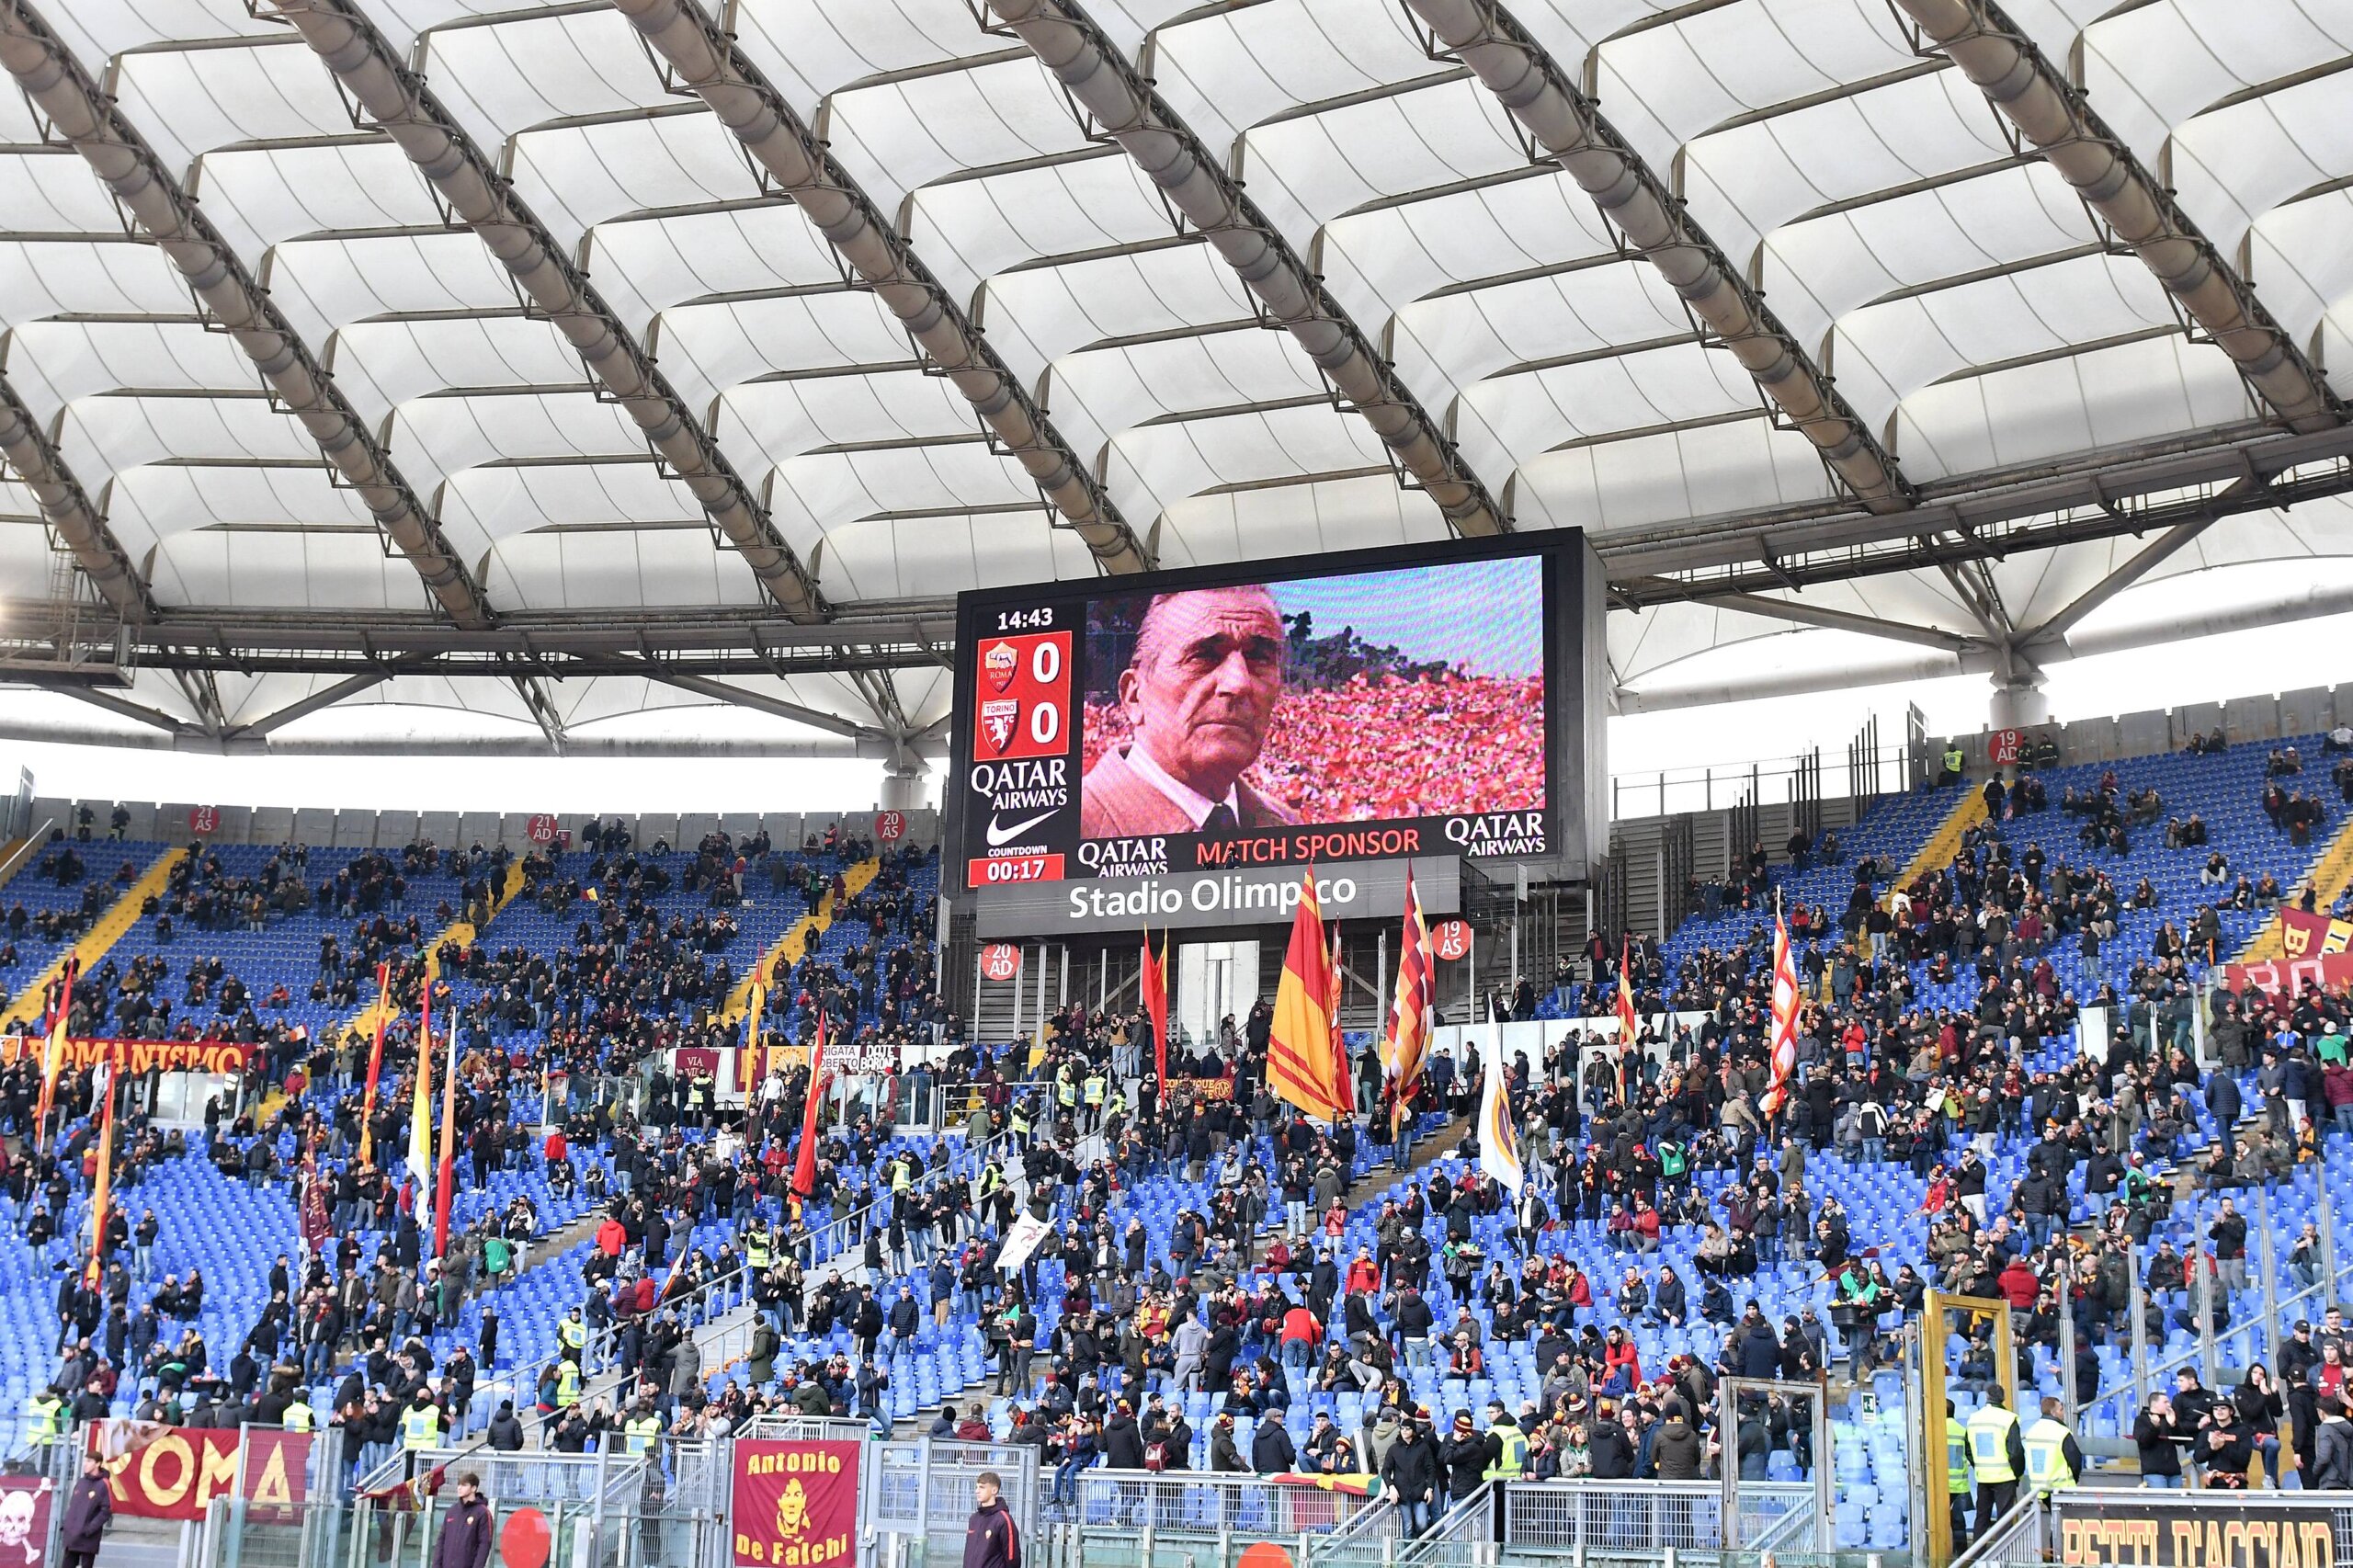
xmin=1119 ymin=586 xmax=1284 ymax=800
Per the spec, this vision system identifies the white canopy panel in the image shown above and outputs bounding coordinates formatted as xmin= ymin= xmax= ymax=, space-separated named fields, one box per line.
xmin=0 ymin=0 xmax=2342 ymax=746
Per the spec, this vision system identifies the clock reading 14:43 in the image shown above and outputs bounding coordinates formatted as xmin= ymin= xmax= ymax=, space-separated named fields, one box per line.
xmin=994 ymin=606 xmax=1056 ymax=632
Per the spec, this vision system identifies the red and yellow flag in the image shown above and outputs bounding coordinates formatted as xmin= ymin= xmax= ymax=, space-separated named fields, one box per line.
xmin=34 ymin=959 xmax=75 ymax=1150
xmin=85 ymin=1049 xmax=118 ymax=1288
xmin=358 ymin=960 xmax=390 ymax=1165
xmin=1614 ymin=936 xmax=1638 ymax=1051
xmin=1382 ymin=867 xmax=1435 ymax=1138
xmin=1758 ymin=913 xmax=1800 ymax=1118
xmin=1140 ymin=928 xmax=1169 ymax=1090
xmin=1268 ymin=870 xmax=1347 ymax=1119
xmin=790 ymin=1012 xmax=829 ymax=1199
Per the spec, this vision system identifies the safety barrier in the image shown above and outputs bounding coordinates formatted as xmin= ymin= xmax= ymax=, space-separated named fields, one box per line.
xmin=1500 ymin=1480 xmax=1817 ymax=1557
xmin=869 ymin=1437 xmax=1042 ymax=1568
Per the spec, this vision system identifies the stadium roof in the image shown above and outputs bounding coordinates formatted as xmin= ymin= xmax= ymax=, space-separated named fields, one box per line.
xmin=0 ymin=0 xmax=2346 ymax=756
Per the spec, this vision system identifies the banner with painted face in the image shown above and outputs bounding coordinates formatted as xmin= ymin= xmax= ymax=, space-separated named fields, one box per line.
xmin=731 ymin=1440 xmax=858 ymax=1568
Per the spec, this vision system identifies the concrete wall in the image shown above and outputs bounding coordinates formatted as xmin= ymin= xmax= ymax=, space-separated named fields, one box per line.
xmin=1929 ymin=683 xmax=2353 ymax=778
xmin=19 ymin=799 xmax=940 ymax=852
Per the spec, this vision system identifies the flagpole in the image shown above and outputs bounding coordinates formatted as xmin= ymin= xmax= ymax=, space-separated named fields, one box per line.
xmin=358 ymin=961 xmax=390 ymax=1165
xmin=433 ymin=1010 xmax=459 ymax=1258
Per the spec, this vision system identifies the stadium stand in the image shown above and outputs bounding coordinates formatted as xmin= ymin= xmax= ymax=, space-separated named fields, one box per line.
xmin=6 ymin=714 xmax=2353 ymax=1562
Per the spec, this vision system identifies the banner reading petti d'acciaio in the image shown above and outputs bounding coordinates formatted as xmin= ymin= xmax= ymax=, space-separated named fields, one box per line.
xmin=732 ymin=1439 xmax=858 ymax=1567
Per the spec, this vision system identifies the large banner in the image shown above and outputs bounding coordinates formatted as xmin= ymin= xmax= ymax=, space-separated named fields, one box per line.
xmin=732 ymin=1439 xmax=859 ymax=1568
xmin=2224 ymin=906 xmax=2353 ymax=996
xmin=2053 ymin=1495 xmax=2335 ymax=1568
xmin=0 ymin=1036 xmax=254 ymax=1074
xmin=0 ymin=1477 xmax=52 ymax=1568
xmin=85 ymin=1421 xmax=310 ymax=1521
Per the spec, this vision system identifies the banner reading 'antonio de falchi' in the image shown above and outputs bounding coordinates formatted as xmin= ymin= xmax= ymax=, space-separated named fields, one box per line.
xmin=731 ymin=1439 xmax=858 ymax=1567
xmin=0 ymin=1036 xmax=255 ymax=1074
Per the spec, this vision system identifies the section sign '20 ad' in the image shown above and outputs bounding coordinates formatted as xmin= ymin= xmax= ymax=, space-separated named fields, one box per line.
xmin=951 ymin=537 xmax=1569 ymax=897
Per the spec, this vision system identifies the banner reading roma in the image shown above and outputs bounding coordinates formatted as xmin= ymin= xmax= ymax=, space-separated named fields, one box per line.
xmin=2224 ymin=907 xmax=2353 ymax=997
xmin=732 ymin=1439 xmax=858 ymax=1567
xmin=86 ymin=1420 xmax=310 ymax=1521
xmin=2055 ymin=1497 xmax=2335 ymax=1568
xmin=0 ymin=1036 xmax=255 ymax=1074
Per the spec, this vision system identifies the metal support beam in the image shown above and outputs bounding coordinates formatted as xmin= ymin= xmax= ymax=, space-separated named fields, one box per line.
xmin=0 ymin=369 xmax=158 ymax=620
xmin=608 ymin=0 xmax=1150 ymax=575
xmin=223 ymin=665 xmax=402 ymax=740
xmin=38 ymin=680 xmax=195 ymax=734
xmin=2018 ymin=517 xmax=2212 ymax=649
xmin=1618 ymin=574 xmax=2353 ymax=712
xmin=171 ymin=666 xmax=228 ymax=737
xmin=982 ymin=0 xmax=1507 ymax=538
xmin=0 ymin=0 xmax=494 ymax=627
xmin=1401 ymin=0 xmax=1912 ymax=511
xmin=631 ymin=664 xmax=881 ymax=741
xmin=1894 ymin=0 xmax=2342 ymax=431
xmin=266 ymin=0 xmax=824 ymax=620
xmin=1696 ymin=589 xmax=1983 ymax=652
xmin=510 ymin=671 xmax=567 ymax=752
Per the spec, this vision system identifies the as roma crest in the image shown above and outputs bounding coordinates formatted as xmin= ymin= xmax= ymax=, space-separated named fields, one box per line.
xmin=983 ymin=641 xmax=1018 ymax=693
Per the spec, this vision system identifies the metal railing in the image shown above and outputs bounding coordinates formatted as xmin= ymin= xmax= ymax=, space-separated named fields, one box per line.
xmin=807 ymin=1116 xmax=1028 ymax=1279
xmin=1500 ymin=1480 xmax=1814 ymax=1556
xmin=1055 ymin=1469 xmax=1383 ymax=1538
xmin=1951 ymin=1490 xmax=2048 ymax=1568
xmin=870 ymin=1437 xmax=1041 ymax=1561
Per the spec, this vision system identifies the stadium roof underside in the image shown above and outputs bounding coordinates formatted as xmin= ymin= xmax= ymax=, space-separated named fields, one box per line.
xmin=0 ymin=0 xmax=2346 ymax=756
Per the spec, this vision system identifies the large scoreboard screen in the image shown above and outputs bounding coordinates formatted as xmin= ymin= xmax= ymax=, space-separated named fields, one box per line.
xmin=947 ymin=532 xmax=1604 ymax=915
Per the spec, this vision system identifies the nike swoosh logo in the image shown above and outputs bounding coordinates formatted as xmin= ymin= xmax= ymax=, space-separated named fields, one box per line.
xmin=987 ymin=810 xmax=1057 ymax=847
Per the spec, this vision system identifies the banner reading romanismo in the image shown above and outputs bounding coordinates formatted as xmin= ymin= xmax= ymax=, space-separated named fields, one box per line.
xmin=2055 ymin=1497 xmax=2336 ymax=1568
xmin=0 ymin=1036 xmax=254 ymax=1074
xmin=732 ymin=1439 xmax=858 ymax=1568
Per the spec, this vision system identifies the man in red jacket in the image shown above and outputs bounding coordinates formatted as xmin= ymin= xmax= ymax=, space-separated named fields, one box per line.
xmin=1279 ymin=1300 xmax=1323 ymax=1369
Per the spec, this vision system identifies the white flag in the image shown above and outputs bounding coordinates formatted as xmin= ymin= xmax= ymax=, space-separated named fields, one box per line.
xmin=995 ymin=1211 xmax=1053 ymax=1277
xmin=1477 ymin=1060 xmax=1524 ymax=1195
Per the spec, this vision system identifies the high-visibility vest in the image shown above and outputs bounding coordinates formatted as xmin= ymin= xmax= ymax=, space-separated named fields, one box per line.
xmin=556 ymin=1362 xmax=582 ymax=1408
xmin=1482 ymin=1424 xmax=1528 ymax=1481
xmin=1966 ymin=1406 xmax=2019 ymax=1484
xmin=1945 ymin=1420 xmax=1972 ymax=1495
xmin=1009 ymin=1111 xmax=1030 ymax=1138
xmin=1084 ymin=1077 xmax=1105 ymax=1106
xmin=25 ymin=1394 xmax=61 ymax=1445
xmin=745 ymin=1239 xmax=772 ymax=1271
xmin=559 ymin=1318 xmax=585 ymax=1352
xmin=2022 ymin=1418 xmax=2076 ymax=1493
xmin=1943 ymin=748 xmax=1964 ymax=774
xmin=284 ymin=1402 xmax=315 ymax=1432
xmin=1057 ymin=1079 xmax=1076 ymax=1108
xmin=402 ymin=1406 xmax=441 ymax=1450
xmin=624 ymin=1415 xmax=662 ymax=1455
